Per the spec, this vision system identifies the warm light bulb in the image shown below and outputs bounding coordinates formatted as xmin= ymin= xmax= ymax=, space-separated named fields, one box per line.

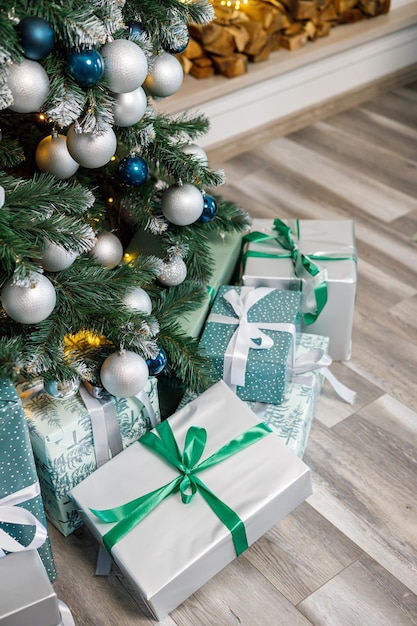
xmin=107 ymin=197 xmax=114 ymax=204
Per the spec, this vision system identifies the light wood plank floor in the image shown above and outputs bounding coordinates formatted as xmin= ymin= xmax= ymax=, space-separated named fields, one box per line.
xmin=51 ymin=81 xmax=417 ymax=625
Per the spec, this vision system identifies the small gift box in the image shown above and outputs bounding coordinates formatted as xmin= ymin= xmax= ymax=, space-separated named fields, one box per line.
xmin=0 ymin=379 xmax=56 ymax=581
xmin=0 ymin=550 xmax=62 ymax=626
xmin=20 ymin=377 xmax=160 ymax=536
xmin=70 ymin=380 xmax=312 ymax=621
xmin=199 ymin=285 xmax=301 ymax=404
xmin=246 ymin=333 xmax=329 ymax=458
xmin=241 ymin=218 xmax=357 ymax=361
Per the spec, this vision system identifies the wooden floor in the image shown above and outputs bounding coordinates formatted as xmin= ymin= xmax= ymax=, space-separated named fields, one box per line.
xmin=51 ymin=81 xmax=417 ymax=625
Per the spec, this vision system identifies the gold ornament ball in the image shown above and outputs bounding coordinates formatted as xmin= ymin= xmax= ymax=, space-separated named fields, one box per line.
xmin=1 ymin=273 xmax=56 ymax=324
xmin=36 ymin=133 xmax=79 ymax=179
xmin=7 ymin=59 xmax=50 ymax=113
xmin=90 ymin=231 xmax=123 ymax=269
xmin=100 ymin=350 xmax=149 ymax=397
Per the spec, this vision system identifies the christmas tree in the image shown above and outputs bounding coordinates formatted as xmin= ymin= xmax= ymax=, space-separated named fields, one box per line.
xmin=0 ymin=1 xmax=250 ymax=400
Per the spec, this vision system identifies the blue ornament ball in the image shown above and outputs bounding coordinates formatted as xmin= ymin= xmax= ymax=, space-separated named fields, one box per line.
xmin=67 ymin=48 xmax=104 ymax=88
xmin=198 ymin=194 xmax=218 ymax=223
xmin=16 ymin=17 xmax=55 ymax=60
xmin=165 ymin=34 xmax=190 ymax=55
xmin=126 ymin=21 xmax=145 ymax=38
xmin=117 ymin=155 xmax=149 ymax=186
xmin=146 ymin=348 xmax=167 ymax=376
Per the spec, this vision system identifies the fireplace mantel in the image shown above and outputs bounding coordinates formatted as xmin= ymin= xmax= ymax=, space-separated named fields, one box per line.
xmin=154 ymin=1 xmax=417 ymax=159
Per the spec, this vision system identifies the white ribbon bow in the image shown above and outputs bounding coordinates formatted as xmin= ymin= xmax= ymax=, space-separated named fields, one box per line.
xmin=208 ymin=287 xmax=296 ymax=388
xmin=0 ymin=482 xmax=48 ymax=557
xmin=292 ymin=347 xmax=356 ymax=404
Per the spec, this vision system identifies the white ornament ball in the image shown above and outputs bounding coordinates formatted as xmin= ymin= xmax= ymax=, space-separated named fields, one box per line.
xmin=100 ymin=350 xmax=149 ymax=397
xmin=0 ymin=186 xmax=4 ymax=209
xmin=1 ymin=273 xmax=56 ymax=324
xmin=144 ymin=52 xmax=183 ymax=98
xmin=66 ymin=124 xmax=117 ymax=169
xmin=101 ymin=39 xmax=148 ymax=94
xmin=90 ymin=231 xmax=123 ymax=269
xmin=161 ymin=183 xmax=204 ymax=226
xmin=7 ymin=59 xmax=50 ymax=113
xmin=180 ymin=143 xmax=208 ymax=166
xmin=123 ymin=286 xmax=152 ymax=314
xmin=35 ymin=133 xmax=79 ymax=179
xmin=158 ymin=257 xmax=187 ymax=286
xmin=113 ymin=86 xmax=147 ymax=127
xmin=40 ymin=241 xmax=78 ymax=272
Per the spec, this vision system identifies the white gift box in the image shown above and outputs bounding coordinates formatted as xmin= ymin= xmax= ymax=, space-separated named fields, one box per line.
xmin=241 ymin=219 xmax=357 ymax=360
xmin=0 ymin=550 xmax=61 ymax=626
xmin=70 ymin=381 xmax=312 ymax=621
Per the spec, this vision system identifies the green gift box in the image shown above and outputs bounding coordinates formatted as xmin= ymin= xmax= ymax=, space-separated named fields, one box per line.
xmin=19 ymin=378 xmax=160 ymax=537
xmin=0 ymin=379 xmax=56 ymax=581
xmin=126 ymin=228 xmax=244 ymax=339
xmin=199 ymin=286 xmax=301 ymax=404
xmin=180 ymin=230 xmax=244 ymax=338
xmin=246 ymin=333 xmax=329 ymax=458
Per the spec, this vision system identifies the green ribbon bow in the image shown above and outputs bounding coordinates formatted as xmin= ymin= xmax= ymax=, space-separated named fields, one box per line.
xmin=243 ymin=218 xmax=328 ymax=325
xmin=90 ymin=418 xmax=272 ymax=556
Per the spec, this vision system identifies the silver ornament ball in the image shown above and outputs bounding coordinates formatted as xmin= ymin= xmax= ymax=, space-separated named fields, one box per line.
xmin=144 ymin=52 xmax=183 ymax=98
xmin=66 ymin=125 xmax=117 ymax=169
xmin=1 ymin=272 xmax=56 ymax=324
xmin=180 ymin=143 xmax=208 ymax=166
xmin=113 ymin=86 xmax=147 ymax=127
xmin=161 ymin=183 xmax=204 ymax=226
xmin=90 ymin=231 xmax=123 ymax=269
xmin=36 ymin=133 xmax=79 ymax=179
xmin=0 ymin=186 xmax=5 ymax=209
xmin=7 ymin=59 xmax=50 ymax=113
xmin=101 ymin=39 xmax=148 ymax=94
xmin=158 ymin=257 xmax=187 ymax=286
xmin=44 ymin=377 xmax=80 ymax=400
xmin=123 ymin=286 xmax=152 ymax=314
xmin=100 ymin=350 xmax=149 ymax=397
xmin=40 ymin=240 xmax=78 ymax=272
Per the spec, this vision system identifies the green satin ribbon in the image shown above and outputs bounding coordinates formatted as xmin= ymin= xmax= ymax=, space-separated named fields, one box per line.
xmin=207 ymin=285 xmax=215 ymax=306
xmin=90 ymin=418 xmax=272 ymax=556
xmin=244 ymin=218 xmax=330 ymax=325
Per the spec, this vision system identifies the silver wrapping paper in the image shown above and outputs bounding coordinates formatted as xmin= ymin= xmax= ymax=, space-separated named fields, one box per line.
xmin=0 ymin=550 xmax=61 ymax=626
xmin=70 ymin=381 xmax=312 ymax=621
xmin=241 ymin=219 xmax=357 ymax=360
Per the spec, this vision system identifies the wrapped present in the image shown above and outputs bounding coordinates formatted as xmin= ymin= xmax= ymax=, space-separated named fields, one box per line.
xmin=20 ymin=377 xmax=160 ymax=537
xmin=241 ymin=218 xmax=357 ymax=361
xmin=70 ymin=380 xmax=312 ymax=621
xmin=180 ymin=230 xmax=244 ymax=337
xmin=126 ymin=228 xmax=244 ymax=339
xmin=0 ymin=379 xmax=56 ymax=581
xmin=199 ymin=285 xmax=301 ymax=404
xmin=0 ymin=550 xmax=62 ymax=626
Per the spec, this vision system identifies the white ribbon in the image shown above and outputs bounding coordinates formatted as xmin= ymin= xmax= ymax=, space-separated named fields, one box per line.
xmin=207 ymin=287 xmax=296 ymax=388
xmin=291 ymin=348 xmax=356 ymax=404
xmin=0 ymin=482 xmax=48 ymax=556
xmin=58 ymin=600 xmax=76 ymax=626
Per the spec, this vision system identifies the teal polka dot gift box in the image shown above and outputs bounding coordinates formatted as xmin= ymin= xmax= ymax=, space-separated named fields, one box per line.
xmin=0 ymin=378 xmax=56 ymax=581
xmin=199 ymin=286 xmax=301 ymax=404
